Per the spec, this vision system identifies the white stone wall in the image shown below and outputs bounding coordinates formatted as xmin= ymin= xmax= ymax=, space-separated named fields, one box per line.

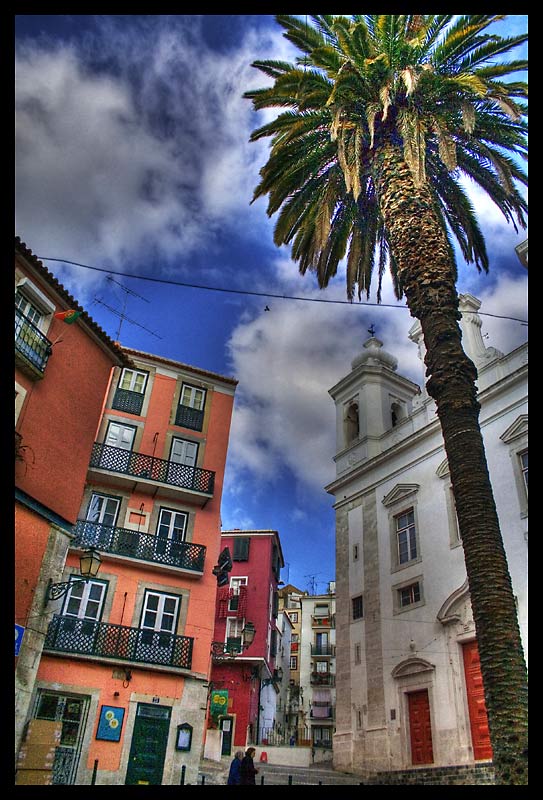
xmin=329 ymin=299 xmax=527 ymax=773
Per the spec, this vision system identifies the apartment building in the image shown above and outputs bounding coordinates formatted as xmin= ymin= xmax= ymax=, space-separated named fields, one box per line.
xmin=15 ymin=237 xmax=131 ymax=774
xmin=16 ymin=262 xmax=238 ymax=785
xmin=278 ymin=584 xmax=306 ymax=743
xmin=299 ymin=587 xmax=336 ymax=762
xmin=205 ymin=529 xmax=284 ymax=759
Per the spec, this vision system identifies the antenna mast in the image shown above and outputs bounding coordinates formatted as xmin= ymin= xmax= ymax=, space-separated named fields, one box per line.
xmin=94 ymin=276 xmax=162 ymax=342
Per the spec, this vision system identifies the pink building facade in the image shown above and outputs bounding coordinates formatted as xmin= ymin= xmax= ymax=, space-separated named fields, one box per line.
xmin=206 ymin=530 xmax=284 ymax=757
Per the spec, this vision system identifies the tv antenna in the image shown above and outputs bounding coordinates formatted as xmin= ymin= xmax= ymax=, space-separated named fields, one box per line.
xmin=93 ymin=275 xmax=162 ymax=342
xmin=304 ymin=573 xmax=323 ymax=595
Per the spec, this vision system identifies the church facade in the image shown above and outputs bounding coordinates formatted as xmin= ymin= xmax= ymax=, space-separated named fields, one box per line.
xmin=326 ymin=294 xmax=527 ymax=775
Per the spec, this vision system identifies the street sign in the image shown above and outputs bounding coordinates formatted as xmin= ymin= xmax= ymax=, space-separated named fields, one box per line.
xmin=15 ymin=624 xmax=25 ymax=656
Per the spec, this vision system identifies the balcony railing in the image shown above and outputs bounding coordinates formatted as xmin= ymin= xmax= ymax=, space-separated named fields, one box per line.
xmin=111 ymin=387 xmax=145 ymax=415
xmin=211 ymin=638 xmax=243 ymax=660
xmin=175 ymin=404 xmax=204 ymax=432
xmin=44 ymin=614 xmax=193 ymax=670
xmin=89 ymin=442 xmax=215 ymax=496
xmin=72 ymin=520 xmax=206 ymax=573
xmin=311 ymin=615 xmax=335 ymax=628
xmin=310 ymin=644 xmax=335 ymax=657
xmin=310 ymin=673 xmax=335 ymax=686
xmin=15 ymin=307 xmax=52 ymax=375
xmin=310 ymin=707 xmax=335 ymax=720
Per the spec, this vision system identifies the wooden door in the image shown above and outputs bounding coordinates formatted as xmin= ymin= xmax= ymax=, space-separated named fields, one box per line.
xmin=125 ymin=704 xmax=171 ymax=785
xmin=220 ymin=716 xmax=234 ymax=756
xmin=462 ymin=640 xmax=493 ymax=760
xmin=408 ymin=689 xmax=434 ymax=765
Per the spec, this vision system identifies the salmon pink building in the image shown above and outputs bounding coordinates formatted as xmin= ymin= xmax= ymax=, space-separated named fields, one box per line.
xmin=15 ymin=237 xmax=131 ymax=771
xmin=15 ymin=239 xmax=238 ymax=785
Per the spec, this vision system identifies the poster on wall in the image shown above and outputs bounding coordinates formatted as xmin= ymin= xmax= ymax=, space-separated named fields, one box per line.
xmin=210 ymin=689 xmax=228 ymax=720
xmin=96 ymin=705 xmax=125 ymax=742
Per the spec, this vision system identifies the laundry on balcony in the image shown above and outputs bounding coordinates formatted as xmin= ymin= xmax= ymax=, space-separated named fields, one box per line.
xmin=217 ymin=586 xmax=248 ymax=618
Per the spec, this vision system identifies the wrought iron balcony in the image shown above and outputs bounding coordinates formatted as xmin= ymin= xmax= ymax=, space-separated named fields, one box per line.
xmin=44 ymin=614 xmax=193 ymax=670
xmin=72 ymin=520 xmax=206 ymax=574
xmin=88 ymin=442 xmax=215 ymax=504
xmin=175 ymin=404 xmax=204 ymax=432
xmin=311 ymin=614 xmax=335 ymax=628
xmin=211 ymin=638 xmax=242 ymax=660
xmin=310 ymin=672 xmax=335 ymax=686
xmin=15 ymin=307 xmax=52 ymax=377
xmin=310 ymin=707 xmax=335 ymax=720
xmin=310 ymin=644 xmax=335 ymax=657
xmin=111 ymin=387 xmax=145 ymax=415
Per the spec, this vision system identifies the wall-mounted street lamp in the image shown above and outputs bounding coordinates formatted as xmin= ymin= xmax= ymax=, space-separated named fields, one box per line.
xmin=242 ymin=621 xmax=256 ymax=647
xmin=262 ymin=667 xmax=284 ymax=688
xmin=211 ymin=621 xmax=256 ymax=659
xmin=44 ymin=547 xmax=102 ymax=608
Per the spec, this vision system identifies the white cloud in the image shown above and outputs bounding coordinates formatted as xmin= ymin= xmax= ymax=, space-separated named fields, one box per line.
xmin=223 ymin=267 xmax=421 ymax=495
xmin=15 ymin=17 xmax=291 ymax=295
xmin=223 ymin=244 xmax=527 ymax=497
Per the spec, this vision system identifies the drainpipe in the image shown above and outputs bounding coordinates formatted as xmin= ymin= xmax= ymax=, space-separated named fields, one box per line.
xmin=255 ymin=678 xmax=262 ymax=746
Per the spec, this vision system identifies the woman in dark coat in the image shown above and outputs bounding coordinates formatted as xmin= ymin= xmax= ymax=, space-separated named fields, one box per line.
xmin=239 ymin=747 xmax=258 ymax=785
xmin=227 ymin=750 xmax=244 ymax=785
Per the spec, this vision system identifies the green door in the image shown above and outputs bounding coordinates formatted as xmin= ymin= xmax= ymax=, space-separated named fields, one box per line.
xmin=220 ymin=716 xmax=234 ymax=756
xmin=125 ymin=704 xmax=171 ymax=785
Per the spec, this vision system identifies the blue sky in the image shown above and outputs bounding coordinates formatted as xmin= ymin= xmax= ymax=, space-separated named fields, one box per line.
xmin=15 ymin=15 xmax=528 ymax=593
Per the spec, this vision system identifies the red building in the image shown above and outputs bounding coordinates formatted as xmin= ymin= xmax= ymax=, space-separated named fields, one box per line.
xmin=205 ymin=530 xmax=284 ymax=759
xmin=15 ymin=237 xmax=131 ymax=767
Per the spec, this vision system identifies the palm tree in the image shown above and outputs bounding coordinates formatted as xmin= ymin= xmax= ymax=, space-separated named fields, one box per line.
xmin=244 ymin=15 xmax=527 ymax=784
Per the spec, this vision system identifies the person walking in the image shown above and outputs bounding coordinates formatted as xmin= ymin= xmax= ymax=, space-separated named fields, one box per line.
xmin=239 ymin=747 xmax=259 ymax=785
xmin=227 ymin=750 xmax=244 ymax=785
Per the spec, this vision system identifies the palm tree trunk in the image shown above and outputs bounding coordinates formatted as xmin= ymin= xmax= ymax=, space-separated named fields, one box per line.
xmin=373 ymin=142 xmax=528 ymax=785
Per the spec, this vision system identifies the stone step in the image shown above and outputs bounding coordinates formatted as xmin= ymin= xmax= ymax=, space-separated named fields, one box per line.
xmin=257 ymin=763 xmax=362 ymax=785
xmin=197 ymin=759 xmax=363 ymax=786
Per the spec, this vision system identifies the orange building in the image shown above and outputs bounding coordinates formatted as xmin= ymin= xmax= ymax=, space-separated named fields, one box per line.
xmin=15 ymin=239 xmax=238 ymax=785
xmin=15 ymin=237 xmax=131 ymax=774
xmin=32 ymin=347 xmax=237 ymax=785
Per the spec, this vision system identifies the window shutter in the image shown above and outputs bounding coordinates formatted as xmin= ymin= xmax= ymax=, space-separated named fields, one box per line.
xmin=233 ymin=538 xmax=250 ymax=561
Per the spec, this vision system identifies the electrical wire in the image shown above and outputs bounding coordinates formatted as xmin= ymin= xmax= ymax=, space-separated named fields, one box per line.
xmin=38 ymin=256 xmax=528 ymax=325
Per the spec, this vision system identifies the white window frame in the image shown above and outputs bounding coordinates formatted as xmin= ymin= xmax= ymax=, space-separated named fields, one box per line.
xmin=383 ymin=485 xmax=421 ymax=573
xmin=170 ymin=437 xmax=198 ymax=467
xmin=156 ymin=507 xmax=188 ymax=543
xmin=63 ymin=577 xmax=107 ymax=622
xmin=500 ymin=416 xmax=528 ymax=519
xmin=396 ymin=508 xmax=417 ymax=565
xmin=87 ymin=493 xmax=120 ymax=527
xmin=229 ymin=576 xmax=247 ymax=611
xmin=180 ymin=383 xmax=206 ymax=411
xmin=119 ymin=368 xmax=148 ymax=394
xmin=105 ymin=421 xmax=136 ymax=451
xmin=520 ymin=450 xmax=528 ymax=495
xmin=141 ymin=591 xmax=180 ymax=635
xmin=392 ymin=575 xmax=424 ymax=615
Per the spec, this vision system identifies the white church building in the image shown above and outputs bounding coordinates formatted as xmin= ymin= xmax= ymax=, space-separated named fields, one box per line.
xmin=326 ymin=293 xmax=527 ymax=777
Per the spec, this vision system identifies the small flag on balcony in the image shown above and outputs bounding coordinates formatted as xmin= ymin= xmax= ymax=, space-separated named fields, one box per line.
xmin=54 ymin=309 xmax=82 ymax=324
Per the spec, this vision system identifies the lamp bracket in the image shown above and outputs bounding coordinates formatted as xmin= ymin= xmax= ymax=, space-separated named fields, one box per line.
xmin=211 ymin=641 xmax=242 ymax=660
xmin=44 ymin=577 xmax=89 ymax=606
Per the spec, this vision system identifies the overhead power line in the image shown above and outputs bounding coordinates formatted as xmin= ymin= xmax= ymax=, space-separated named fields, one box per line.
xmin=37 ymin=256 xmax=528 ymax=325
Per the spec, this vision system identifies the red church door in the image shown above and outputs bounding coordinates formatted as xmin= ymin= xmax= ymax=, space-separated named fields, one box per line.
xmin=462 ymin=640 xmax=493 ymax=760
xmin=408 ymin=689 xmax=434 ymax=765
